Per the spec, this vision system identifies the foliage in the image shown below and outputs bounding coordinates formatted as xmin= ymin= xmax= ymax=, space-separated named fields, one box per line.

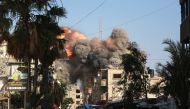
xmin=0 ymin=0 xmax=67 ymax=108
xmin=30 ymin=79 xmax=67 ymax=108
xmin=119 ymin=42 xmax=149 ymax=104
xmin=156 ymin=39 xmax=190 ymax=109
xmin=10 ymin=91 xmax=24 ymax=108
xmin=0 ymin=0 xmax=66 ymax=60
xmin=61 ymin=98 xmax=74 ymax=109
xmin=52 ymin=81 xmax=67 ymax=107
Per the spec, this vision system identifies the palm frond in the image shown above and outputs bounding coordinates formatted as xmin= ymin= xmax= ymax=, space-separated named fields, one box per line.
xmin=48 ymin=6 xmax=67 ymax=17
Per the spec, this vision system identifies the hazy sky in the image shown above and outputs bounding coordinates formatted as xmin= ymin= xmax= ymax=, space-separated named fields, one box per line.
xmin=59 ymin=0 xmax=180 ymax=69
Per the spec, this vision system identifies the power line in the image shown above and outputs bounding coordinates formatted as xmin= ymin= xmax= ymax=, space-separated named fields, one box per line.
xmin=89 ymin=1 xmax=176 ymax=36
xmin=147 ymin=59 xmax=169 ymax=60
xmin=71 ymin=0 xmax=107 ymax=27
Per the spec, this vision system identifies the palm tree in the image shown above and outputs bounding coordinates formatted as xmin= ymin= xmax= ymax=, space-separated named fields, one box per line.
xmin=0 ymin=0 xmax=66 ymax=60
xmin=0 ymin=0 xmax=66 ymax=108
xmin=156 ymin=39 xmax=190 ymax=109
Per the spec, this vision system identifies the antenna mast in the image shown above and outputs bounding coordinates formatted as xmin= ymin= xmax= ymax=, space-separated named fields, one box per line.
xmin=99 ymin=18 xmax=103 ymax=40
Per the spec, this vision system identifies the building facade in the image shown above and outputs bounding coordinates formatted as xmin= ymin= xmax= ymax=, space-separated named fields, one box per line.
xmin=180 ymin=0 xmax=190 ymax=44
xmin=179 ymin=1 xmax=190 ymax=108
xmin=66 ymin=84 xmax=83 ymax=109
xmin=87 ymin=66 xmax=123 ymax=103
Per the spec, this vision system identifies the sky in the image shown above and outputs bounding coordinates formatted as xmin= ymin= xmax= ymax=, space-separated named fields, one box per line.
xmin=58 ymin=0 xmax=180 ymax=70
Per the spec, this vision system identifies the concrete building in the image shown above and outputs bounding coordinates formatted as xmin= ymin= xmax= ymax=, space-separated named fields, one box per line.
xmin=179 ymin=1 xmax=190 ymax=108
xmin=65 ymin=84 xmax=83 ymax=109
xmin=180 ymin=0 xmax=190 ymax=44
xmin=0 ymin=41 xmax=19 ymax=91
xmin=84 ymin=66 xmax=124 ymax=103
xmin=148 ymin=75 xmax=164 ymax=98
xmin=0 ymin=41 xmax=20 ymax=108
xmin=0 ymin=41 xmax=25 ymax=92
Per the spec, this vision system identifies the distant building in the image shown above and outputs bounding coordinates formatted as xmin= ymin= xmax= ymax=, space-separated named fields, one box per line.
xmin=148 ymin=75 xmax=165 ymax=98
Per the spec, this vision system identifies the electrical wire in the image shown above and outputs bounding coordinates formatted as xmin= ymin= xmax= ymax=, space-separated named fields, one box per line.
xmin=71 ymin=0 xmax=107 ymax=28
xmin=88 ymin=1 xmax=176 ymax=36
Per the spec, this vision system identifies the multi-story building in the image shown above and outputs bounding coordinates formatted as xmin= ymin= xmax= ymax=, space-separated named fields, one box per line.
xmin=66 ymin=84 xmax=83 ymax=109
xmin=88 ymin=66 xmax=123 ymax=103
xmin=179 ymin=1 xmax=190 ymax=108
xmin=180 ymin=0 xmax=190 ymax=44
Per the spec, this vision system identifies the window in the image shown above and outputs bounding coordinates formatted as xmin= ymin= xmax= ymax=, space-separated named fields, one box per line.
xmin=76 ymin=101 xmax=80 ymax=104
xmin=113 ymin=74 xmax=121 ymax=79
xmin=76 ymin=89 xmax=80 ymax=93
xmin=76 ymin=95 xmax=80 ymax=99
xmin=101 ymin=72 xmax=107 ymax=79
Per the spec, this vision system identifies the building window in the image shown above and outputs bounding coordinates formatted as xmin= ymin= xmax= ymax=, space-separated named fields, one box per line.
xmin=101 ymin=72 xmax=107 ymax=79
xmin=76 ymin=89 xmax=80 ymax=93
xmin=113 ymin=74 xmax=121 ymax=79
xmin=76 ymin=101 xmax=80 ymax=104
xmin=76 ymin=95 xmax=80 ymax=99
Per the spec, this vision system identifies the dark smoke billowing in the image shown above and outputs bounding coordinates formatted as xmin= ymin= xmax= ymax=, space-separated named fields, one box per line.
xmin=55 ymin=28 xmax=129 ymax=83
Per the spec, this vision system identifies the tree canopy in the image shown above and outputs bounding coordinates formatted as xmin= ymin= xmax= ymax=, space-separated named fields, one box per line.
xmin=119 ymin=42 xmax=149 ymax=105
xmin=156 ymin=39 xmax=190 ymax=109
xmin=0 ymin=1 xmax=67 ymax=108
xmin=0 ymin=0 xmax=66 ymax=61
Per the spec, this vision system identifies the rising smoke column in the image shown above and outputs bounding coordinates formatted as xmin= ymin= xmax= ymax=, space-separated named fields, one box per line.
xmin=106 ymin=28 xmax=129 ymax=66
xmin=55 ymin=27 xmax=129 ymax=83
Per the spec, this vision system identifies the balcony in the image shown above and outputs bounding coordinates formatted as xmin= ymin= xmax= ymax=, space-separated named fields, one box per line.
xmin=100 ymin=79 xmax=107 ymax=86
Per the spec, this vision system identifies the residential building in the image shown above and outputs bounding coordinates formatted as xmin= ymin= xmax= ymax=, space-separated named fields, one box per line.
xmin=148 ymin=75 xmax=164 ymax=98
xmin=180 ymin=0 xmax=190 ymax=44
xmin=66 ymin=84 xmax=83 ymax=109
xmin=87 ymin=66 xmax=123 ymax=103
xmin=0 ymin=42 xmax=27 ymax=92
xmin=179 ymin=1 xmax=190 ymax=108
xmin=0 ymin=41 xmax=20 ymax=108
xmin=0 ymin=41 xmax=19 ymax=92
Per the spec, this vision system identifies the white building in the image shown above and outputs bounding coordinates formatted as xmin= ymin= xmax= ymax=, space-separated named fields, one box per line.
xmin=66 ymin=84 xmax=83 ymax=109
xmin=84 ymin=66 xmax=124 ymax=103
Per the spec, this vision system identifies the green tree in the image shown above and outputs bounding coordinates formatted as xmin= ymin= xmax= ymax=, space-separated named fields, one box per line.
xmin=61 ymin=98 xmax=74 ymax=109
xmin=119 ymin=42 xmax=149 ymax=107
xmin=11 ymin=91 xmax=24 ymax=108
xmin=156 ymin=39 xmax=190 ymax=109
xmin=0 ymin=0 xmax=66 ymax=108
